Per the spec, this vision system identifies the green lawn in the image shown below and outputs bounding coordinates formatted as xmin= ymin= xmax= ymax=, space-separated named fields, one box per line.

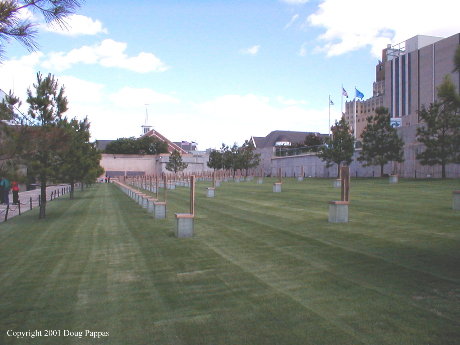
xmin=0 ymin=178 xmax=459 ymax=345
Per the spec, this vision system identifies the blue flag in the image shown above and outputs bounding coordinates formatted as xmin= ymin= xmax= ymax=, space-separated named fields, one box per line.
xmin=355 ymin=88 xmax=364 ymax=99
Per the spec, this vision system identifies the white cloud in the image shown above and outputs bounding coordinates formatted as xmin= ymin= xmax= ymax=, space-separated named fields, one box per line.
xmin=308 ymin=0 xmax=460 ymax=57
xmin=75 ymin=104 xmax=145 ymax=141
xmin=59 ymin=76 xmax=105 ymax=105
xmin=17 ymin=7 xmax=35 ymax=21
xmin=276 ymin=96 xmax=308 ymax=106
xmin=192 ymin=94 xmax=335 ymax=148
xmin=0 ymin=52 xmax=43 ymax=106
xmin=83 ymin=93 xmax=337 ymax=149
xmin=298 ymin=42 xmax=308 ymax=57
xmin=281 ymin=0 xmax=310 ymax=4
xmin=109 ymin=87 xmax=180 ymax=108
xmin=43 ymin=14 xmax=108 ymax=36
xmin=58 ymin=91 xmax=338 ymax=149
xmin=42 ymin=39 xmax=169 ymax=72
xmin=240 ymin=45 xmax=261 ymax=56
xmin=284 ymin=14 xmax=300 ymax=29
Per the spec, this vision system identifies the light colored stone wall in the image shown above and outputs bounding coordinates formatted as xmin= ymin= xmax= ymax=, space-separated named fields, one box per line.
xmin=269 ymin=141 xmax=460 ymax=179
xmin=155 ymin=154 xmax=213 ymax=175
xmin=100 ymin=154 xmax=156 ymax=176
xmin=100 ymin=153 xmax=212 ymax=177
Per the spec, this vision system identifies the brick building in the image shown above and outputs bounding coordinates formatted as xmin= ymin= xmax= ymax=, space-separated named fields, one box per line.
xmin=344 ymin=33 xmax=460 ymax=140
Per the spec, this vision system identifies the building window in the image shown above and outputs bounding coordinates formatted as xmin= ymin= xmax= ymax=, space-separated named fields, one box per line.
xmin=275 ymin=141 xmax=291 ymax=146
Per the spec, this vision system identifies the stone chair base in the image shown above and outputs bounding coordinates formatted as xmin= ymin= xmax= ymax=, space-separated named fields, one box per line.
xmin=328 ymin=201 xmax=349 ymax=223
xmin=147 ymin=198 xmax=157 ymax=213
xmin=389 ymin=175 xmax=399 ymax=184
xmin=154 ymin=201 xmax=166 ymax=219
xmin=175 ymin=213 xmax=194 ymax=238
xmin=453 ymin=190 xmax=460 ymax=210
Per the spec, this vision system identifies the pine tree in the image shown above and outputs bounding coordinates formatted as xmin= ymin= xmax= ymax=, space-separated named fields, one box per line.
xmin=21 ymin=72 xmax=70 ymax=218
xmin=58 ymin=117 xmax=103 ymax=198
xmin=0 ymin=92 xmax=22 ymax=175
xmin=358 ymin=107 xmax=404 ymax=176
xmin=318 ymin=118 xmax=355 ymax=177
xmin=0 ymin=0 xmax=82 ymax=60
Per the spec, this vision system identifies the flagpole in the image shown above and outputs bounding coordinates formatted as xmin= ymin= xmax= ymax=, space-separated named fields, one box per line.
xmin=328 ymin=95 xmax=331 ymax=137
xmin=341 ymin=85 xmax=344 ymax=115
xmin=353 ymin=91 xmax=357 ymax=139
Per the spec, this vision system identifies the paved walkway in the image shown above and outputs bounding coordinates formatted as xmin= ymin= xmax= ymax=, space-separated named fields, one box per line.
xmin=0 ymin=184 xmax=71 ymax=222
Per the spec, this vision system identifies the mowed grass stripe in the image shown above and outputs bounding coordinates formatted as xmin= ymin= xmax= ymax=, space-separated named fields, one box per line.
xmin=1 ymin=189 xmax=100 ymax=338
xmin=1 ymin=180 xmax=459 ymax=345
xmin=63 ymin=185 xmax=186 ymax=345
xmin=122 ymin=185 xmax=362 ymax=344
xmin=192 ymin=180 xmax=458 ymax=284
xmin=166 ymin=178 xmax=459 ymax=344
xmin=195 ymin=179 xmax=459 ymax=282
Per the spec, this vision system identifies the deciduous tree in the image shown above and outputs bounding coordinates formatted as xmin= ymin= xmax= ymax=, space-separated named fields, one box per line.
xmin=358 ymin=107 xmax=404 ymax=176
xmin=165 ymin=150 xmax=188 ymax=174
xmin=303 ymin=133 xmax=324 ymax=152
xmin=237 ymin=140 xmax=260 ymax=175
xmin=416 ymin=75 xmax=460 ymax=178
xmin=318 ymin=118 xmax=355 ymax=177
xmin=207 ymin=149 xmax=223 ymax=170
xmin=104 ymin=136 xmax=168 ymax=155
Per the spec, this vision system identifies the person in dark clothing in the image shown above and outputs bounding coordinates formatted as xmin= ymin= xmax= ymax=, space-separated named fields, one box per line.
xmin=0 ymin=175 xmax=3 ymax=204
xmin=0 ymin=176 xmax=11 ymax=205
xmin=12 ymin=181 xmax=19 ymax=205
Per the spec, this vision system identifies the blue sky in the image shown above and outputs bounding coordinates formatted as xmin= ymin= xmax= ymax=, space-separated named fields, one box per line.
xmin=1 ymin=0 xmax=460 ymax=149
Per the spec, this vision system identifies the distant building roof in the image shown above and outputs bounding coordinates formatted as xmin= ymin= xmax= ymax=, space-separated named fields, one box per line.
xmin=173 ymin=141 xmax=198 ymax=153
xmin=251 ymin=130 xmax=326 ymax=149
xmin=143 ymin=129 xmax=187 ymax=154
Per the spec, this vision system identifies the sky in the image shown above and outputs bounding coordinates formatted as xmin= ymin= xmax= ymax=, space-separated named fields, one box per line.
xmin=1 ymin=0 xmax=460 ymax=150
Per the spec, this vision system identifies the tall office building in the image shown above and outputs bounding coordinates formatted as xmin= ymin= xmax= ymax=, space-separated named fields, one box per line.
xmin=385 ymin=33 xmax=460 ymax=128
xmin=344 ymin=33 xmax=460 ymax=139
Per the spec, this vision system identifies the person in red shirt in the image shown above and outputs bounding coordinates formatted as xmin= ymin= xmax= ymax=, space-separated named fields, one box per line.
xmin=12 ymin=181 xmax=19 ymax=205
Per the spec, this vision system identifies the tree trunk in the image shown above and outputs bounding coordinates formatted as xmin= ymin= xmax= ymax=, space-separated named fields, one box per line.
xmin=380 ymin=164 xmax=384 ymax=177
xmin=70 ymin=181 xmax=75 ymax=199
xmin=442 ymin=163 xmax=446 ymax=179
xmin=39 ymin=181 xmax=46 ymax=219
xmin=337 ymin=163 xmax=341 ymax=178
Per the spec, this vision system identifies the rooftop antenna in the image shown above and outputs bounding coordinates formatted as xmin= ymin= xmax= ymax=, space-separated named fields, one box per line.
xmin=144 ymin=103 xmax=149 ymax=125
xmin=141 ymin=104 xmax=152 ymax=135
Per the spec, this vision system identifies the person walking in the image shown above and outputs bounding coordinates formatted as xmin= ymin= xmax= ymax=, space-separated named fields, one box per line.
xmin=0 ymin=176 xmax=11 ymax=205
xmin=12 ymin=181 xmax=19 ymax=205
xmin=0 ymin=175 xmax=4 ymax=204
